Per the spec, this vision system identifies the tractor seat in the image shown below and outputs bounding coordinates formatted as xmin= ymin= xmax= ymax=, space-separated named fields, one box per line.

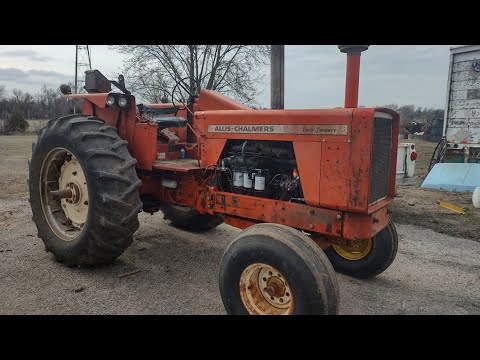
xmin=152 ymin=116 xmax=187 ymax=128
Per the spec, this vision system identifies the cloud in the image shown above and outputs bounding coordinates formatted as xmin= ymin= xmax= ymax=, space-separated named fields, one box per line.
xmin=28 ymin=69 xmax=69 ymax=78
xmin=0 ymin=67 xmax=71 ymax=93
xmin=278 ymin=45 xmax=452 ymax=109
xmin=0 ymin=68 xmax=30 ymax=81
xmin=0 ymin=67 xmax=69 ymax=81
xmin=0 ymin=49 xmax=51 ymax=62
xmin=0 ymin=45 xmax=455 ymax=108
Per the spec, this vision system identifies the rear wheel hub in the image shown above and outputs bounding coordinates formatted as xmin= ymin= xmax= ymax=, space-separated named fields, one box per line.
xmin=58 ymin=158 xmax=88 ymax=227
xmin=40 ymin=148 xmax=89 ymax=241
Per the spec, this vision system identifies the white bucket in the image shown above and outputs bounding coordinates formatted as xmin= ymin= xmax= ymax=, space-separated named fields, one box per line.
xmin=473 ymin=187 xmax=480 ymax=208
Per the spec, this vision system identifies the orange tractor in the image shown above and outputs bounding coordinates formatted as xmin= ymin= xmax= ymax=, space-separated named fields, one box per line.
xmin=28 ymin=45 xmax=399 ymax=315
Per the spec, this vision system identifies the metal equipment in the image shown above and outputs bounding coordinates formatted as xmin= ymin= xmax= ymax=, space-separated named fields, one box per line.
xmin=28 ymin=45 xmax=399 ymax=315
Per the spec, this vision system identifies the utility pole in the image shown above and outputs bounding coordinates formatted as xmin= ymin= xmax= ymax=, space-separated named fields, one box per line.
xmin=74 ymin=45 xmax=92 ymax=114
xmin=270 ymin=45 xmax=285 ymax=109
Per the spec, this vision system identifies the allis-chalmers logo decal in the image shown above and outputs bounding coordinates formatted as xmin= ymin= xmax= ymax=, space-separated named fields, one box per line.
xmin=208 ymin=124 xmax=348 ymax=135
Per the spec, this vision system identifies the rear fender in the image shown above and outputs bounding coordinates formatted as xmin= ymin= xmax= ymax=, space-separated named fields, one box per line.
xmin=65 ymin=93 xmax=142 ymax=154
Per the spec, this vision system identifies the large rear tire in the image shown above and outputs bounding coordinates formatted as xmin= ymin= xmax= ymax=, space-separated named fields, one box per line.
xmin=219 ymin=223 xmax=339 ymax=315
xmin=162 ymin=204 xmax=223 ymax=232
xmin=28 ymin=114 xmax=142 ymax=266
xmin=325 ymin=221 xmax=398 ymax=279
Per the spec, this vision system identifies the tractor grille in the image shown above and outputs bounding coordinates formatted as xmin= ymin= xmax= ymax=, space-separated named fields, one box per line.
xmin=369 ymin=117 xmax=393 ymax=204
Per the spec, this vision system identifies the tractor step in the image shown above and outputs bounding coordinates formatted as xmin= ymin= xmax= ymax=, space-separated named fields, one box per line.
xmin=152 ymin=158 xmax=202 ymax=172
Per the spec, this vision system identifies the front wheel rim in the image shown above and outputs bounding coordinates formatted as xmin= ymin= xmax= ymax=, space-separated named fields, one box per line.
xmin=39 ymin=148 xmax=89 ymax=241
xmin=239 ymin=263 xmax=294 ymax=315
xmin=332 ymin=238 xmax=372 ymax=261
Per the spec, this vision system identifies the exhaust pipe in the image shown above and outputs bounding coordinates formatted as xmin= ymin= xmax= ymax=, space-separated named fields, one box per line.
xmin=338 ymin=45 xmax=369 ymax=108
xmin=271 ymin=45 xmax=285 ymax=109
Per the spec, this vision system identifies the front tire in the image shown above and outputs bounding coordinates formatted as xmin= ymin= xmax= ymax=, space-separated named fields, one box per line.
xmin=325 ymin=221 xmax=398 ymax=279
xmin=219 ymin=223 xmax=339 ymax=315
xmin=28 ymin=114 xmax=142 ymax=266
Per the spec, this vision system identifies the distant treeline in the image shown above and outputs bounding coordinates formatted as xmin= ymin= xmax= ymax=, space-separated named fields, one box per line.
xmin=382 ymin=104 xmax=444 ymax=126
xmin=0 ymin=84 xmax=444 ymax=125
xmin=0 ymin=84 xmax=81 ymax=120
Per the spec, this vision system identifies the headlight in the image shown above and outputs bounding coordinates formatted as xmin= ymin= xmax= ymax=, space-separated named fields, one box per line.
xmin=118 ymin=96 xmax=129 ymax=108
xmin=106 ymin=95 xmax=116 ymax=107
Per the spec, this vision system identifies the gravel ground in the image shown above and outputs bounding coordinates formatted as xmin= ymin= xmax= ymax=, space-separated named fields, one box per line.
xmin=0 ymin=195 xmax=479 ymax=315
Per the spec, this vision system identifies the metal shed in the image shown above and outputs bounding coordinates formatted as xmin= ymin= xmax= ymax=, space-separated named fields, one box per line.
xmin=443 ymin=45 xmax=480 ymax=163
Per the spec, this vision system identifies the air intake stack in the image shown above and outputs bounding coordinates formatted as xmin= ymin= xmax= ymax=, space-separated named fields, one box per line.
xmin=339 ymin=45 xmax=369 ymax=108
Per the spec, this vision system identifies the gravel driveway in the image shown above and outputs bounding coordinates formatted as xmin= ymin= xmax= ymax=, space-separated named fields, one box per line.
xmin=0 ymin=196 xmax=478 ymax=315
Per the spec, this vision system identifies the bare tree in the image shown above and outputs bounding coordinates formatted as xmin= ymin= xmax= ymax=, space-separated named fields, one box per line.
xmin=11 ymin=89 xmax=34 ymax=118
xmin=36 ymin=85 xmax=68 ymax=118
xmin=1 ymin=84 xmax=79 ymax=122
xmin=12 ymin=89 xmax=24 ymax=103
xmin=112 ymin=45 xmax=269 ymax=105
xmin=0 ymin=85 xmax=6 ymax=120
xmin=383 ymin=103 xmax=444 ymax=128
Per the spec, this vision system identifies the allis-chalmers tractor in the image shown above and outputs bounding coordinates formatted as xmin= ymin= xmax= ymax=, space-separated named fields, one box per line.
xmin=28 ymin=45 xmax=399 ymax=315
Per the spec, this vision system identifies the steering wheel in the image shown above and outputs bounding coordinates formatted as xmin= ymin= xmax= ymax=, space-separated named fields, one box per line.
xmin=171 ymin=77 xmax=200 ymax=111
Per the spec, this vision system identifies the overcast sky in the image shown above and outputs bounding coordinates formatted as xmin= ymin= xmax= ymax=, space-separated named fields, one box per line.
xmin=0 ymin=45 xmax=455 ymax=109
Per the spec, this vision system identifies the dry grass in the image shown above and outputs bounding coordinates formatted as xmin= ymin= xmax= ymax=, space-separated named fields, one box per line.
xmin=0 ymin=134 xmax=477 ymax=240
xmin=0 ymin=119 xmax=48 ymax=135
xmin=26 ymin=120 xmax=48 ymax=134
xmin=391 ymin=138 xmax=480 ymax=241
xmin=0 ymin=135 xmax=36 ymax=198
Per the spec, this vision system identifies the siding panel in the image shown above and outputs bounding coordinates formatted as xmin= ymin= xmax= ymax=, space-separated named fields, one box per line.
xmin=446 ymin=46 xmax=480 ymax=144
